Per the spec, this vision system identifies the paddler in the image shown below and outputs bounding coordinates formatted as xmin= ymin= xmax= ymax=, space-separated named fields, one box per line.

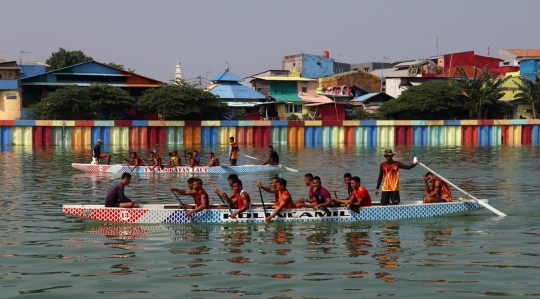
xmin=123 ymin=152 xmax=144 ymax=167
xmin=92 ymin=139 xmax=111 ymax=165
xmin=302 ymin=176 xmax=333 ymax=210
xmin=186 ymin=152 xmax=197 ymax=167
xmin=165 ymin=152 xmax=175 ymax=168
xmin=375 ymin=149 xmax=417 ymax=205
xmin=257 ymin=176 xmax=280 ymax=203
xmin=261 ymin=145 xmax=279 ymax=165
xmin=172 ymin=150 xmax=181 ymax=166
xmin=205 ymin=152 xmax=220 ymax=167
xmin=147 ymin=150 xmax=163 ymax=171
xmin=193 ymin=150 xmax=201 ymax=166
xmin=422 ymin=172 xmax=452 ymax=203
xmin=343 ymin=173 xmax=353 ymax=198
xmin=215 ymin=174 xmax=239 ymax=208
xmin=228 ymin=180 xmax=252 ymax=218
xmin=228 ymin=136 xmax=239 ymax=166
xmin=334 ymin=176 xmax=372 ymax=208
xmin=105 ymin=173 xmax=140 ymax=208
xmin=266 ymin=178 xmax=293 ymax=222
xmin=169 ymin=178 xmax=209 ymax=217
xmin=296 ymin=173 xmax=314 ymax=207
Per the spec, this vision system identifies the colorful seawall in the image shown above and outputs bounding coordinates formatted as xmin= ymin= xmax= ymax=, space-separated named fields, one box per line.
xmin=1 ymin=119 xmax=540 ymax=146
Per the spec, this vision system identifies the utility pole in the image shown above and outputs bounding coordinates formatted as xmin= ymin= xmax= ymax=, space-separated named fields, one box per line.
xmin=198 ymin=76 xmax=202 ymax=89
xmin=19 ymin=50 xmax=31 ymax=113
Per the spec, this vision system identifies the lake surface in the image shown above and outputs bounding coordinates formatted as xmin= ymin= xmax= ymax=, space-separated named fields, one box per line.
xmin=1 ymin=144 xmax=539 ymax=298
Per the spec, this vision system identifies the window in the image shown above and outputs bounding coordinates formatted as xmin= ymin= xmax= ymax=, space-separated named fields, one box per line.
xmin=301 ymin=87 xmax=307 ymax=93
xmin=6 ymin=93 xmax=17 ymax=100
xmin=285 ymin=104 xmax=302 ymax=113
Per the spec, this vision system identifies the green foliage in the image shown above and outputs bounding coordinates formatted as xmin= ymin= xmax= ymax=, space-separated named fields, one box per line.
xmin=107 ymin=62 xmax=135 ymax=73
xmin=456 ymin=66 xmax=509 ymax=119
xmin=136 ymin=80 xmax=226 ymax=120
xmin=24 ymin=84 xmax=134 ymax=120
xmin=346 ymin=107 xmax=386 ymax=120
xmin=286 ymin=114 xmax=300 ymax=120
xmin=513 ymin=71 xmax=540 ymax=119
xmin=232 ymin=108 xmax=246 ymax=120
xmin=46 ymin=48 xmax=93 ymax=70
xmin=377 ymin=81 xmax=469 ymax=120
xmin=302 ymin=113 xmax=311 ymax=120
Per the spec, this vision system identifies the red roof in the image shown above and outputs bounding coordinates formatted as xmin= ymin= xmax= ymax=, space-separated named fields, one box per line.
xmin=503 ymin=49 xmax=540 ymax=57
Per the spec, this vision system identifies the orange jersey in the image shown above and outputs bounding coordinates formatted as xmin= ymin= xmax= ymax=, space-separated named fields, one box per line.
xmin=274 ymin=190 xmax=293 ymax=209
xmin=230 ymin=142 xmax=238 ymax=159
xmin=435 ymin=179 xmax=452 ymax=202
xmin=352 ymin=186 xmax=372 ymax=206
xmin=381 ymin=161 xmax=401 ymax=191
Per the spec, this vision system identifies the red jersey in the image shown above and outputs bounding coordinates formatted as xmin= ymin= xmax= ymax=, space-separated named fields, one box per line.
xmin=352 ymin=186 xmax=372 ymax=206
xmin=274 ymin=190 xmax=293 ymax=209
xmin=236 ymin=190 xmax=251 ymax=210
xmin=380 ymin=161 xmax=401 ymax=191
xmin=192 ymin=189 xmax=209 ymax=209
xmin=435 ymin=179 xmax=452 ymax=202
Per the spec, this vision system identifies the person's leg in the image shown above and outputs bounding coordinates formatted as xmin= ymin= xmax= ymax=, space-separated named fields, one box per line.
xmin=390 ymin=191 xmax=401 ymax=205
xmin=423 ymin=195 xmax=438 ymax=203
xmin=380 ymin=192 xmax=391 ymax=205
xmin=119 ymin=201 xmax=139 ymax=208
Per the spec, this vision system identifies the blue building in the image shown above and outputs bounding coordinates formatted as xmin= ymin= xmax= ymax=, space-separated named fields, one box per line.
xmin=282 ymin=53 xmax=335 ymax=78
xmin=520 ymin=59 xmax=540 ymax=82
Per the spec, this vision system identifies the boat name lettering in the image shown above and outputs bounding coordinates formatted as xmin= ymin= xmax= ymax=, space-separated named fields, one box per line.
xmin=143 ymin=167 xmax=209 ymax=173
xmin=221 ymin=210 xmax=350 ymax=220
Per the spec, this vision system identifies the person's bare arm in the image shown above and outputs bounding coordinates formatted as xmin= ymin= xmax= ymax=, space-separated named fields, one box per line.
xmin=231 ymin=193 xmax=250 ymax=218
xmin=266 ymin=195 xmax=291 ymax=222
xmin=426 ymin=181 xmax=441 ymax=197
xmin=257 ymin=182 xmax=278 ymax=194
xmin=188 ymin=194 xmax=209 ymax=216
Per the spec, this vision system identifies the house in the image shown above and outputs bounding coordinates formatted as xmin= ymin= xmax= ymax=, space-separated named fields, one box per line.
xmin=349 ymin=92 xmax=394 ymax=113
xmin=500 ymin=49 xmax=540 ymax=67
xmin=0 ymin=61 xmax=22 ymax=120
xmin=282 ymin=53 xmax=334 ymax=78
xmin=206 ymin=68 xmax=266 ymax=120
xmin=21 ymin=60 xmax=163 ymax=117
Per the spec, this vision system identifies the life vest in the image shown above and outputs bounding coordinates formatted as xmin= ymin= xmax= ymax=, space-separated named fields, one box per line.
xmin=274 ymin=190 xmax=293 ymax=209
xmin=236 ymin=190 xmax=251 ymax=210
xmin=192 ymin=189 xmax=209 ymax=209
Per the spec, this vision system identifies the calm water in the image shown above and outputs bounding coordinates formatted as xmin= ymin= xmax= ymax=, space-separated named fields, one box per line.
xmin=1 ymin=144 xmax=539 ymax=298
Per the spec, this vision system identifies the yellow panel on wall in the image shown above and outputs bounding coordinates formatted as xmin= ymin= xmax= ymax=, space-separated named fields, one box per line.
xmin=71 ymin=127 xmax=91 ymax=145
xmin=509 ymin=125 xmax=522 ymax=145
xmin=377 ymin=126 xmax=394 ymax=147
xmin=110 ymin=127 xmax=129 ymax=146
xmin=12 ymin=127 xmax=32 ymax=145
xmin=445 ymin=126 xmax=462 ymax=146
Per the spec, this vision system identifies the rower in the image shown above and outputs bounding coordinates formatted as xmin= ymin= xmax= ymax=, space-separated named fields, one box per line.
xmin=186 ymin=152 xmax=197 ymax=167
xmin=165 ymin=152 xmax=175 ymax=168
xmin=92 ymin=139 xmax=111 ymax=165
xmin=169 ymin=178 xmax=209 ymax=217
xmin=105 ymin=173 xmax=140 ymax=208
xmin=172 ymin=150 xmax=181 ymax=166
xmin=261 ymin=145 xmax=279 ymax=165
xmin=228 ymin=136 xmax=239 ymax=166
xmin=335 ymin=176 xmax=372 ymax=208
xmin=147 ymin=150 xmax=163 ymax=171
xmin=422 ymin=172 xmax=452 ymax=203
xmin=266 ymin=178 xmax=293 ymax=222
xmin=257 ymin=176 xmax=280 ymax=203
xmin=205 ymin=152 xmax=220 ymax=167
xmin=229 ymin=180 xmax=252 ymax=218
xmin=303 ymin=176 xmax=333 ymax=210
xmin=296 ymin=173 xmax=314 ymax=207
xmin=215 ymin=174 xmax=239 ymax=208
xmin=123 ymin=152 xmax=144 ymax=166
xmin=343 ymin=173 xmax=353 ymax=198
xmin=375 ymin=149 xmax=417 ymax=205
xmin=193 ymin=150 xmax=201 ymax=166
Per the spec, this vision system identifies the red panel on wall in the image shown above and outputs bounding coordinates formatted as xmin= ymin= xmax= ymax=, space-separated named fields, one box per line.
xmin=461 ymin=125 xmax=478 ymax=146
xmin=287 ymin=121 xmax=304 ymax=127
xmin=344 ymin=127 xmax=355 ymax=144
xmin=394 ymin=126 xmax=413 ymax=144
xmin=0 ymin=120 xmax=14 ymax=126
xmin=184 ymin=121 xmax=201 ymax=127
xmin=129 ymin=127 xmax=148 ymax=146
xmin=501 ymin=125 xmax=509 ymax=145
xmin=43 ymin=127 xmax=52 ymax=145
xmin=75 ymin=120 xmax=94 ymax=126
xmin=478 ymin=120 xmax=494 ymax=125
xmin=321 ymin=120 xmax=343 ymax=126
xmin=114 ymin=120 xmax=132 ymax=127
xmin=319 ymin=105 xmax=345 ymax=121
xmin=522 ymin=125 xmax=532 ymax=144
xmin=147 ymin=127 xmax=166 ymax=145
xmin=32 ymin=127 xmax=53 ymax=145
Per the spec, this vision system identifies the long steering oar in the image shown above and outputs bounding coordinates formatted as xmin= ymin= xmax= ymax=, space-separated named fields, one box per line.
xmin=413 ymin=157 xmax=506 ymax=217
xmin=170 ymin=187 xmax=195 ymax=223
xmin=258 ymin=187 xmax=268 ymax=216
xmin=240 ymin=153 xmax=298 ymax=172
xmin=217 ymin=193 xmax=237 ymax=222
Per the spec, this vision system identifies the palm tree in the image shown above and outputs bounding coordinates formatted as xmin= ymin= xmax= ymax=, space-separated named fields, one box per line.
xmin=456 ymin=66 xmax=508 ymax=119
xmin=513 ymin=71 xmax=540 ymax=119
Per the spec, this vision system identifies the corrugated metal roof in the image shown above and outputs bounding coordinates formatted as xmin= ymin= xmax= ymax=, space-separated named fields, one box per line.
xmin=350 ymin=93 xmax=379 ymax=102
xmin=53 ymin=72 xmax=130 ymax=76
xmin=271 ymin=94 xmax=304 ymax=103
xmin=20 ymin=82 xmax=157 ymax=87
xmin=225 ymin=102 xmax=265 ymax=107
xmin=209 ymin=82 xmax=266 ymax=100
xmin=369 ymin=68 xmax=409 ymax=78
xmin=503 ymin=49 xmax=540 ymax=57
xmin=254 ymin=76 xmax=316 ymax=81
xmin=211 ymin=70 xmax=244 ymax=82
xmin=299 ymin=94 xmax=333 ymax=103
xmin=393 ymin=60 xmax=427 ymax=68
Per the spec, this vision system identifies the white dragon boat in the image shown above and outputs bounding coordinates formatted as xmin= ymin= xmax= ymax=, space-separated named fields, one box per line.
xmin=72 ymin=163 xmax=286 ymax=174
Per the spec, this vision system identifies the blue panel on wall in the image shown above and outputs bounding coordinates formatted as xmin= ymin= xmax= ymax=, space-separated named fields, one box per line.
xmin=91 ymin=127 xmax=110 ymax=146
xmin=0 ymin=80 xmax=19 ymax=90
xmin=444 ymin=120 xmax=461 ymax=126
xmin=0 ymin=127 xmax=12 ymax=145
xmin=302 ymin=54 xmax=334 ymax=78
xmin=413 ymin=126 xmax=427 ymax=146
xmin=478 ymin=125 xmax=492 ymax=146
xmin=14 ymin=120 xmax=35 ymax=126
xmin=532 ymin=125 xmax=540 ymax=145
xmin=367 ymin=126 xmax=377 ymax=146
xmin=271 ymin=120 xmax=289 ymax=127
xmin=221 ymin=120 xmax=239 ymax=126
xmin=132 ymin=120 xmax=148 ymax=126
xmin=360 ymin=120 xmax=377 ymax=126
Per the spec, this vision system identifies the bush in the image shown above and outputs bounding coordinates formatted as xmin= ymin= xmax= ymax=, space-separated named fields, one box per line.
xmin=346 ymin=107 xmax=385 ymax=120
xmin=286 ymin=114 xmax=300 ymax=120
xmin=232 ymin=108 xmax=246 ymax=120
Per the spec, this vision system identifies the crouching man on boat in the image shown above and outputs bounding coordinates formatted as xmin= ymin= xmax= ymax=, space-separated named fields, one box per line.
xmin=169 ymin=178 xmax=209 ymax=217
xmin=422 ymin=172 xmax=452 ymax=203
xmin=105 ymin=173 xmax=140 ymax=208
xmin=334 ymin=176 xmax=372 ymax=209
xmin=266 ymin=179 xmax=293 ymax=223
xmin=92 ymin=139 xmax=111 ymax=165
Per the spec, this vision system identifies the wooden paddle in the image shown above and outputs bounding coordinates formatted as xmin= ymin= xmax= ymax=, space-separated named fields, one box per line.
xmin=413 ymin=157 xmax=506 ymax=217
xmin=217 ymin=192 xmax=237 ymax=222
xmin=170 ymin=186 xmax=194 ymax=223
xmin=258 ymin=187 xmax=268 ymax=216
xmin=240 ymin=153 xmax=298 ymax=172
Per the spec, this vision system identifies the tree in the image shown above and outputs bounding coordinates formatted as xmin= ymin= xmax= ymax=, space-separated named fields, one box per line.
xmin=136 ymin=80 xmax=227 ymax=120
xmin=456 ymin=66 xmax=508 ymax=119
xmin=25 ymin=84 xmax=134 ymax=120
xmin=513 ymin=71 xmax=540 ymax=119
xmin=46 ymin=48 xmax=93 ymax=70
xmin=377 ymin=81 xmax=469 ymax=120
xmin=107 ymin=62 xmax=135 ymax=73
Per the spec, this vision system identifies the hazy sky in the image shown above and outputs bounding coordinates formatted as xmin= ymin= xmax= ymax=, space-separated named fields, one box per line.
xmin=1 ymin=0 xmax=539 ymax=83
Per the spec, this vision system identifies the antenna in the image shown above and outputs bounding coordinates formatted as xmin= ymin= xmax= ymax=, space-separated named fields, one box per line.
xmin=487 ymin=46 xmax=490 ymax=57
xmin=225 ymin=62 xmax=229 ymax=71
xmin=436 ymin=37 xmax=439 ymax=56
xmin=20 ymin=50 xmax=31 ymax=73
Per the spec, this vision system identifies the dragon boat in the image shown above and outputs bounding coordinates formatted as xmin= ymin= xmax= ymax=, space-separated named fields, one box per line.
xmin=71 ymin=163 xmax=285 ymax=174
xmin=63 ymin=199 xmax=486 ymax=224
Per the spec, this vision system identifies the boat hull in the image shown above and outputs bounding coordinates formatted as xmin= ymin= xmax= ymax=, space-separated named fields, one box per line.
xmin=63 ymin=200 xmax=485 ymax=224
xmin=71 ymin=163 xmax=284 ymax=174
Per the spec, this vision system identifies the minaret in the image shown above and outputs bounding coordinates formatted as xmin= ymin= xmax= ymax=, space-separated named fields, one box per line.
xmin=175 ymin=61 xmax=182 ymax=80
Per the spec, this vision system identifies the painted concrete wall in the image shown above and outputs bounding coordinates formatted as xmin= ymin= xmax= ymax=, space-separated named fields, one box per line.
xmin=0 ymin=91 xmax=21 ymax=120
xmin=1 ymin=119 xmax=540 ymax=147
xmin=302 ymin=54 xmax=334 ymax=79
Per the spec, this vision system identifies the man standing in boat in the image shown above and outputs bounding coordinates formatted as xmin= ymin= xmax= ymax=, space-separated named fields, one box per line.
xmin=266 ymin=178 xmax=293 ymax=222
xmin=169 ymin=178 xmax=209 ymax=217
xmin=335 ymin=176 xmax=372 ymax=208
xmin=92 ymin=139 xmax=111 ymax=165
xmin=105 ymin=173 xmax=140 ymax=208
xmin=228 ymin=136 xmax=239 ymax=166
xmin=375 ymin=149 xmax=417 ymax=205
xmin=261 ymin=145 xmax=279 ymax=165
xmin=422 ymin=172 xmax=452 ymax=203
